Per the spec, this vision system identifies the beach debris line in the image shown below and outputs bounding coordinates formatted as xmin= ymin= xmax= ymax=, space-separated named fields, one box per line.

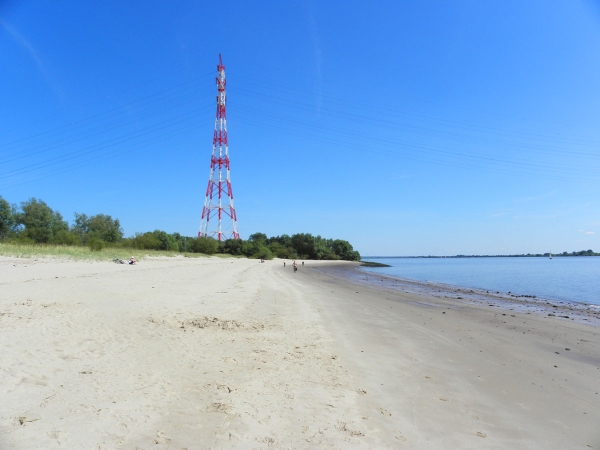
xmin=179 ymin=316 xmax=266 ymax=332
xmin=187 ymin=316 xmax=242 ymax=330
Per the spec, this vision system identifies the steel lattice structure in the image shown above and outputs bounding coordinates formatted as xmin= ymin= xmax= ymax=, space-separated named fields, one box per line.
xmin=198 ymin=54 xmax=240 ymax=240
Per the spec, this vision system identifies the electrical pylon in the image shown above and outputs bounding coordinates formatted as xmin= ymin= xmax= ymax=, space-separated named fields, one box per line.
xmin=198 ymin=54 xmax=240 ymax=240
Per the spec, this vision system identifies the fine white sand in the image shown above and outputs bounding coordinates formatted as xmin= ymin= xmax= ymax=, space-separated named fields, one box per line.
xmin=0 ymin=256 xmax=598 ymax=449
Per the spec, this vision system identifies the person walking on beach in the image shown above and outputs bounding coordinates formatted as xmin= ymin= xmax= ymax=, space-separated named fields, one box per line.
xmin=283 ymin=260 xmax=286 ymax=267
xmin=302 ymin=261 xmax=304 ymax=266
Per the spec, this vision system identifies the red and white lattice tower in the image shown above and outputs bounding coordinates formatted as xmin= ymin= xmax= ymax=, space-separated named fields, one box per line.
xmin=198 ymin=54 xmax=240 ymax=240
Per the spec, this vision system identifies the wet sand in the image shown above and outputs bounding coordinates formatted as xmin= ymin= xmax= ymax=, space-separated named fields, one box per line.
xmin=1 ymin=256 xmax=599 ymax=448
xmin=336 ymin=264 xmax=600 ymax=326
xmin=309 ymin=263 xmax=600 ymax=448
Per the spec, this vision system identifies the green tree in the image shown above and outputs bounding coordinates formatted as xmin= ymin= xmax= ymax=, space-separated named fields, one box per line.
xmin=267 ymin=241 xmax=290 ymax=258
xmin=241 ymin=240 xmax=259 ymax=257
xmin=172 ymin=232 xmax=194 ymax=253
xmin=15 ymin=198 xmax=68 ymax=243
xmin=251 ymin=245 xmax=273 ymax=260
xmin=73 ymin=213 xmax=123 ymax=243
xmin=191 ymin=236 xmax=218 ymax=254
xmin=329 ymin=239 xmax=361 ymax=261
xmin=267 ymin=234 xmax=292 ymax=248
xmin=291 ymin=233 xmax=317 ymax=259
xmin=155 ymin=230 xmax=179 ymax=251
xmin=219 ymin=238 xmax=243 ymax=255
xmin=0 ymin=196 xmax=14 ymax=240
xmin=249 ymin=232 xmax=268 ymax=244
xmin=72 ymin=213 xmax=88 ymax=238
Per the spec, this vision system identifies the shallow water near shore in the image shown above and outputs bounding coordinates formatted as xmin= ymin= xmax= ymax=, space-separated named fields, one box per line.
xmin=361 ymin=256 xmax=600 ymax=306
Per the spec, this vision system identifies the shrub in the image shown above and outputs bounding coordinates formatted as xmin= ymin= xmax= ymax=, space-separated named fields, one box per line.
xmin=219 ymin=238 xmax=243 ymax=255
xmin=8 ymin=234 xmax=35 ymax=245
xmin=88 ymin=237 xmax=105 ymax=251
xmin=131 ymin=232 xmax=161 ymax=250
xmin=53 ymin=230 xmax=81 ymax=246
xmin=191 ymin=237 xmax=218 ymax=254
xmin=153 ymin=230 xmax=179 ymax=251
xmin=251 ymin=246 xmax=273 ymax=260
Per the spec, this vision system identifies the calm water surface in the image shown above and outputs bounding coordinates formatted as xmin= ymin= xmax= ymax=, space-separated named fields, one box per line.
xmin=361 ymin=257 xmax=600 ymax=306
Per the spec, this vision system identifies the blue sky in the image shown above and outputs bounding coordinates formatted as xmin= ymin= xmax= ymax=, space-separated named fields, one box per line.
xmin=1 ymin=0 xmax=599 ymax=256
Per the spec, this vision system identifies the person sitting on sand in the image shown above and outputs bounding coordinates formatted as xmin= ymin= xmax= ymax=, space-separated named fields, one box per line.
xmin=129 ymin=256 xmax=137 ymax=265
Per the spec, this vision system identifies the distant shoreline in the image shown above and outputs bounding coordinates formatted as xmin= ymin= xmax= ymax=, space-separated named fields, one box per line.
xmin=363 ymin=253 xmax=599 ymax=259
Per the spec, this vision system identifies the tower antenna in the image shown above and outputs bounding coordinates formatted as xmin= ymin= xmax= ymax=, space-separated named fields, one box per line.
xmin=198 ymin=54 xmax=240 ymax=240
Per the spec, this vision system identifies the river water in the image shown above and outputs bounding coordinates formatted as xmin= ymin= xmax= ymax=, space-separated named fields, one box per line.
xmin=360 ymin=256 xmax=600 ymax=306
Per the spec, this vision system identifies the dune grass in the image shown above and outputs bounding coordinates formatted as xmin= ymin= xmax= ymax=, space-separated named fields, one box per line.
xmin=0 ymin=243 xmax=223 ymax=261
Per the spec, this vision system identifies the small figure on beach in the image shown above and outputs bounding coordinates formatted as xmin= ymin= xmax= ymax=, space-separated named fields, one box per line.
xmin=302 ymin=261 xmax=304 ymax=266
xmin=283 ymin=261 xmax=286 ymax=267
xmin=129 ymin=256 xmax=137 ymax=265
xmin=292 ymin=260 xmax=297 ymax=272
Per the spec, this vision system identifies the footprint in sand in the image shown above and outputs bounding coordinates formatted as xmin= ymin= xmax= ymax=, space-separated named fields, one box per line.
xmin=357 ymin=389 xmax=367 ymax=395
xmin=154 ymin=431 xmax=171 ymax=444
xmin=378 ymin=408 xmax=392 ymax=416
xmin=206 ymin=402 xmax=233 ymax=413
xmin=336 ymin=421 xmax=364 ymax=437
xmin=258 ymin=436 xmax=275 ymax=446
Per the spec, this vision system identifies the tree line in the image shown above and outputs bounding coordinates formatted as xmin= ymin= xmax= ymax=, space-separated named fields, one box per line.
xmin=0 ymin=196 xmax=361 ymax=261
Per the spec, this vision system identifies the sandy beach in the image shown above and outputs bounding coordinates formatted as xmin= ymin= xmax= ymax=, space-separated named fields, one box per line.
xmin=1 ymin=256 xmax=599 ymax=449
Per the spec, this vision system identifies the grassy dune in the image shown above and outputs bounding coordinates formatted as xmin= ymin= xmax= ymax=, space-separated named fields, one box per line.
xmin=0 ymin=243 xmax=223 ymax=261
